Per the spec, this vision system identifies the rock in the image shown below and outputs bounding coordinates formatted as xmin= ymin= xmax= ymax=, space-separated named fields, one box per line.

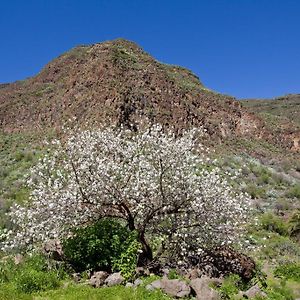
xmin=125 ymin=282 xmax=133 ymax=288
xmin=147 ymin=278 xmax=190 ymax=298
xmin=186 ymin=268 xmax=202 ymax=280
xmin=89 ymin=271 xmax=109 ymax=288
xmin=146 ymin=284 xmax=155 ymax=291
xmin=104 ymin=272 xmax=125 ymax=287
xmin=133 ymin=278 xmax=143 ymax=287
xmin=43 ymin=239 xmax=64 ymax=260
xmin=190 ymin=277 xmax=220 ymax=300
xmin=72 ymin=272 xmax=81 ymax=283
xmin=160 ymin=278 xmax=191 ymax=298
xmin=243 ymin=284 xmax=267 ymax=299
xmin=149 ymin=279 xmax=162 ymax=289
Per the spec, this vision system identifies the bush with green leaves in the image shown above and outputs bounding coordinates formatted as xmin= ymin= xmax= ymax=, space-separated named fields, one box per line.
xmin=0 ymin=254 xmax=64 ymax=294
xmin=63 ymin=218 xmax=140 ymax=273
xmin=218 ymin=274 xmax=241 ymax=299
xmin=274 ymin=263 xmax=300 ymax=282
xmin=288 ymin=209 xmax=300 ymax=238
xmin=14 ymin=268 xmax=60 ymax=293
xmin=260 ymin=213 xmax=288 ymax=236
xmin=112 ymin=239 xmax=141 ymax=280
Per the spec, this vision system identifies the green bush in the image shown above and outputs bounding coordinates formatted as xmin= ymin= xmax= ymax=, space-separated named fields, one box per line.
xmin=264 ymin=280 xmax=295 ymax=300
xmin=288 ymin=209 xmax=300 ymax=238
xmin=63 ymin=218 xmax=138 ymax=272
xmin=260 ymin=213 xmax=288 ymax=236
xmin=112 ymin=238 xmax=141 ymax=280
xmin=245 ymin=184 xmax=267 ymax=199
xmin=14 ymin=268 xmax=60 ymax=293
xmin=0 ymin=254 xmax=64 ymax=294
xmin=286 ymin=185 xmax=300 ymax=199
xmin=274 ymin=263 xmax=300 ymax=282
xmin=218 ymin=274 xmax=241 ymax=298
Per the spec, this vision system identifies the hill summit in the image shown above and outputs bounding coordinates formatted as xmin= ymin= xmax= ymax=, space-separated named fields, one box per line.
xmin=0 ymin=39 xmax=261 ymax=138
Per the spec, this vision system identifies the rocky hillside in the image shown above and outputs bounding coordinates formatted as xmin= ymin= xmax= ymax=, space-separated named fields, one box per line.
xmin=0 ymin=39 xmax=298 ymax=153
xmin=241 ymin=94 xmax=300 ymax=152
xmin=0 ymin=39 xmax=262 ymax=138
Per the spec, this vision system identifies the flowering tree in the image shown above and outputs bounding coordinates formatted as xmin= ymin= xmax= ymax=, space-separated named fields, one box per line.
xmin=2 ymin=125 xmax=249 ymax=265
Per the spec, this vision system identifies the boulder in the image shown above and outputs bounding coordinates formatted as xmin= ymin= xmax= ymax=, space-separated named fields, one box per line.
xmin=185 ymin=268 xmax=202 ymax=280
xmin=125 ymin=282 xmax=134 ymax=288
xmin=160 ymin=278 xmax=191 ymax=298
xmin=72 ymin=272 xmax=81 ymax=283
xmin=104 ymin=272 xmax=125 ymax=287
xmin=89 ymin=271 xmax=109 ymax=288
xmin=242 ymin=284 xmax=267 ymax=299
xmin=133 ymin=278 xmax=143 ymax=287
xmin=146 ymin=278 xmax=190 ymax=298
xmin=190 ymin=277 xmax=221 ymax=300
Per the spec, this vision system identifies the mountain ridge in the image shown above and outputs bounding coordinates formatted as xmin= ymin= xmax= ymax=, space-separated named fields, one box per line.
xmin=0 ymin=39 xmax=298 ymax=153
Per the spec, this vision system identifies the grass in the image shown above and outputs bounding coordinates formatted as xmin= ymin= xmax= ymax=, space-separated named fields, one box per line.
xmin=35 ymin=284 xmax=173 ymax=300
xmin=0 ymin=283 xmax=173 ymax=300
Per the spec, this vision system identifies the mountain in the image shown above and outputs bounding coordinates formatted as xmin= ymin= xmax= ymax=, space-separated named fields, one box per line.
xmin=0 ymin=39 xmax=261 ymax=137
xmin=0 ymin=39 xmax=298 ymax=154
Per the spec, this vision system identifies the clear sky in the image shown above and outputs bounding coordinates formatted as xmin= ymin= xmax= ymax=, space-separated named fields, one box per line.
xmin=0 ymin=0 xmax=299 ymax=98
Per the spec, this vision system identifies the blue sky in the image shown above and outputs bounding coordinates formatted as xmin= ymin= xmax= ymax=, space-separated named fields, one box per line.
xmin=0 ymin=0 xmax=299 ymax=98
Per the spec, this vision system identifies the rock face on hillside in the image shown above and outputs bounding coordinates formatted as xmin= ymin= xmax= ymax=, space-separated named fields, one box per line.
xmin=241 ymin=94 xmax=300 ymax=152
xmin=0 ymin=39 xmax=261 ymax=139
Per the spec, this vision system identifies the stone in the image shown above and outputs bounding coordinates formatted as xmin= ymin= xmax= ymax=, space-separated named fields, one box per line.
xmin=89 ymin=271 xmax=109 ymax=288
xmin=150 ymin=279 xmax=162 ymax=289
xmin=243 ymin=284 xmax=267 ymax=299
xmin=190 ymin=277 xmax=220 ymax=300
xmin=72 ymin=272 xmax=81 ymax=283
xmin=104 ymin=272 xmax=125 ymax=287
xmin=160 ymin=278 xmax=191 ymax=298
xmin=133 ymin=278 xmax=143 ymax=287
xmin=146 ymin=284 xmax=155 ymax=291
xmin=186 ymin=268 xmax=201 ymax=280
xmin=125 ymin=282 xmax=134 ymax=288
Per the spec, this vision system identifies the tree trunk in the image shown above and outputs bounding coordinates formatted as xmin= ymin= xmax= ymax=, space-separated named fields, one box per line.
xmin=137 ymin=231 xmax=153 ymax=266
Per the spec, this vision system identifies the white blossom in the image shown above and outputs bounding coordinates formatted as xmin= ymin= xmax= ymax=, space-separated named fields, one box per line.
xmin=2 ymin=125 xmax=249 ymax=260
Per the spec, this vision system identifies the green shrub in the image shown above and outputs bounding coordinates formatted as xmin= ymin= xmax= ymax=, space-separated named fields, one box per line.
xmin=0 ymin=254 xmax=64 ymax=294
xmin=218 ymin=274 xmax=241 ymax=298
xmin=264 ymin=280 xmax=294 ymax=300
xmin=288 ymin=209 xmax=300 ymax=238
xmin=286 ymin=185 xmax=300 ymax=199
xmin=260 ymin=213 xmax=288 ymax=236
xmin=112 ymin=238 xmax=141 ymax=280
xmin=274 ymin=263 xmax=300 ymax=282
xmin=246 ymin=184 xmax=267 ymax=199
xmin=63 ymin=218 xmax=138 ymax=272
xmin=14 ymin=268 xmax=60 ymax=293
xmin=167 ymin=269 xmax=181 ymax=280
